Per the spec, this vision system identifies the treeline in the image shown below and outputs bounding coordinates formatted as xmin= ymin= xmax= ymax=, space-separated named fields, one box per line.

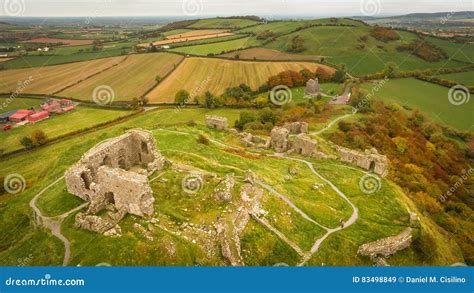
xmin=174 ymin=66 xmax=339 ymax=109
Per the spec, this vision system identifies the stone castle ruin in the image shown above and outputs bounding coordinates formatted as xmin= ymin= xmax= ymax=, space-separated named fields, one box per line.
xmin=336 ymin=146 xmax=388 ymax=177
xmin=206 ymin=115 xmax=228 ymax=130
xmin=304 ymin=78 xmax=320 ymax=97
xmin=65 ymin=129 xmax=168 ymax=234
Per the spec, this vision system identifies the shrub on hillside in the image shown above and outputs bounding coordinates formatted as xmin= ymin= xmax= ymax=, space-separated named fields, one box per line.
xmin=31 ymin=130 xmax=48 ymax=146
xmin=175 ymin=90 xmax=190 ymax=105
xmin=287 ymin=35 xmax=306 ymax=53
xmin=370 ymin=26 xmax=400 ymax=42
xmin=267 ymin=70 xmax=305 ymax=88
xmin=397 ymin=40 xmax=448 ymax=62
xmin=256 ymin=30 xmax=275 ymax=40
xmin=197 ymin=134 xmax=210 ymax=145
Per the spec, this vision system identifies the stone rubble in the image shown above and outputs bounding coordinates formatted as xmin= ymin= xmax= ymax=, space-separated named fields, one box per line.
xmin=214 ymin=173 xmax=235 ymax=203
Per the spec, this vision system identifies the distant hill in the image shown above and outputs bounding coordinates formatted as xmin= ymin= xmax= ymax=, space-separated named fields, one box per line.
xmin=355 ymin=11 xmax=473 ymax=22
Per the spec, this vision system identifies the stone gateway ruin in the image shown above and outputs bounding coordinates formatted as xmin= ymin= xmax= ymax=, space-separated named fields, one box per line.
xmin=336 ymin=146 xmax=389 ymax=177
xmin=65 ymin=129 xmax=168 ymax=234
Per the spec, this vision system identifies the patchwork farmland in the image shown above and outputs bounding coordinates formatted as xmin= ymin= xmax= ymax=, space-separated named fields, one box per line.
xmin=146 ymin=57 xmax=333 ymax=103
xmin=59 ymin=53 xmax=184 ymax=102
xmin=0 ymin=56 xmax=126 ymax=94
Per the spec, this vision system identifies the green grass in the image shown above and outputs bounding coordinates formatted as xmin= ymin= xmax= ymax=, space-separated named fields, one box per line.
xmin=0 ymin=96 xmax=40 ymax=112
xmin=3 ymin=40 xmax=138 ymax=69
xmin=425 ymin=36 xmax=474 ymax=64
xmin=361 ymin=78 xmax=474 ymax=131
xmin=265 ymin=26 xmax=467 ymax=76
xmin=0 ymin=100 xmax=137 ymax=153
xmin=189 ymin=18 xmax=260 ymax=29
xmin=0 ymin=106 xmax=465 ymax=266
xmin=170 ymin=37 xmax=259 ymax=55
xmin=437 ymin=71 xmax=474 ymax=86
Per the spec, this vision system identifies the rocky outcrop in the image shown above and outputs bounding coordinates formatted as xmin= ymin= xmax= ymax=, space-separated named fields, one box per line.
xmin=206 ymin=115 xmax=228 ymax=130
xmin=284 ymin=122 xmax=308 ymax=134
xmin=214 ymin=174 xmax=235 ymax=202
xmin=357 ymin=228 xmax=413 ymax=258
xmin=336 ymin=146 xmax=389 ymax=177
xmin=270 ymin=127 xmax=290 ymax=153
xmin=216 ymin=183 xmax=264 ymax=266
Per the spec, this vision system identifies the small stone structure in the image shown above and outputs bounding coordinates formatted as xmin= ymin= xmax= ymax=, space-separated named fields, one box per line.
xmin=357 ymin=228 xmax=413 ymax=258
xmin=65 ymin=129 xmax=167 ymax=234
xmin=304 ymin=78 xmax=320 ymax=97
xmin=270 ymin=127 xmax=290 ymax=153
xmin=290 ymin=134 xmax=318 ymax=156
xmin=239 ymin=132 xmax=270 ymax=148
xmin=283 ymin=122 xmax=308 ymax=134
xmin=206 ymin=115 xmax=228 ymax=130
xmin=336 ymin=146 xmax=388 ymax=177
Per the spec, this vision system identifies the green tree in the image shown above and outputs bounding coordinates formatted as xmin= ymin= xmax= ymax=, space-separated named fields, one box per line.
xmin=20 ymin=137 xmax=34 ymax=149
xmin=383 ymin=62 xmax=399 ymax=78
xmin=31 ymin=130 xmax=48 ymax=146
xmin=175 ymin=90 xmax=190 ymax=105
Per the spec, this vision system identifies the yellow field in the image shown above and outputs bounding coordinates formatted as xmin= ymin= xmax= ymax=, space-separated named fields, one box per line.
xmin=166 ymin=29 xmax=229 ymax=39
xmin=140 ymin=30 xmax=234 ymax=47
xmin=59 ymin=53 xmax=184 ymax=102
xmin=146 ymin=57 xmax=333 ymax=103
xmin=0 ymin=56 xmax=126 ymax=94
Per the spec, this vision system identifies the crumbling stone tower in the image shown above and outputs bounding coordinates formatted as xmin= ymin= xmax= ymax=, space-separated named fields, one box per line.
xmin=65 ymin=129 xmax=167 ymax=233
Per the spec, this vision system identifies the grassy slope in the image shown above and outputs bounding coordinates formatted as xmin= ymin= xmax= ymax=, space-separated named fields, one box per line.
xmin=437 ymin=71 xmax=474 ymax=86
xmin=146 ymin=57 xmax=328 ymax=103
xmin=0 ymin=99 xmax=137 ymax=153
xmin=59 ymin=53 xmax=184 ymax=102
xmin=361 ymin=78 xmax=473 ymax=131
xmin=189 ymin=18 xmax=259 ymax=29
xmin=0 ymin=56 xmax=126 ymax=94
xmin=170 ymin=37 xmax=259 ymax=55
xmin=0 ymin=107 xmax=464 ymax=265
xmin=264 ymin=26 xmax=468 ymax=76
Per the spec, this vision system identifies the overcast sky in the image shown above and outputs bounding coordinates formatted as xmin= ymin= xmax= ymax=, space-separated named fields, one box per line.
xmin=1 ymin=0 xmax=472 ymax=17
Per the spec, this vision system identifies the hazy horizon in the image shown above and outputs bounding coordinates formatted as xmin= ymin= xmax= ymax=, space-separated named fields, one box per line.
xmin=0 ymin=0 xmax=472 ymax=18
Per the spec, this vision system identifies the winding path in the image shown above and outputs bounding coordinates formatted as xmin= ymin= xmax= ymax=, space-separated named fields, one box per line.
xmin=268 ymin=154 xmax=359 ymax=266
xmin=29 ymin=176 xmax=88 ymax=266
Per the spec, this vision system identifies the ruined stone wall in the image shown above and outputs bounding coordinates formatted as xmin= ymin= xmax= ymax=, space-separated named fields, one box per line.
xmin=291 ymin=134 xmax=317 ymax=156
xmin=357 ymin=228 xmax=413 ymax=258
xmin=270 ymin=127 xmax=290 ymax=153
xmin=206 ymin=115 xmax=228 ymax=130
xmin=284 ymin=122 xmax=308 ymax=134
xmin=95 ymin=166 xmax=155 ymax=217
xmin=336 ymin=146 xmax=388 ymax=177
